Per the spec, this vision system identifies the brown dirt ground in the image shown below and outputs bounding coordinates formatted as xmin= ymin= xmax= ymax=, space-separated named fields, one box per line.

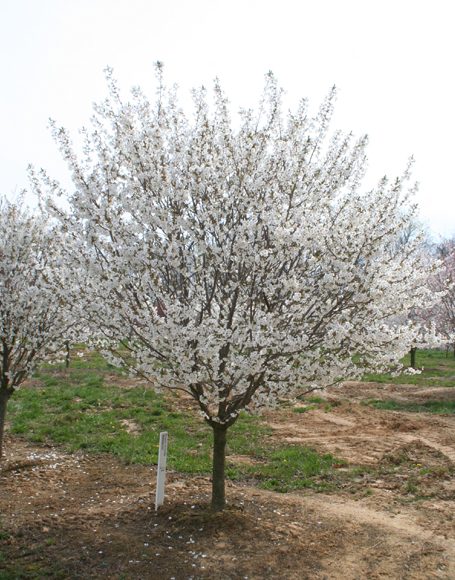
xmin=1 ymin=381 xmax=455 ymax=579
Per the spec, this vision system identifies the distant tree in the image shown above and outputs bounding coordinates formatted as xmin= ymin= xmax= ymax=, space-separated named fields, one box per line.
xmin=0 ymin=198 xmax=75 ymax=458
xmin=430 ymin=238 xmax=455 ymax=355
xmin=35 ymin=66 xmax=434 ymax=510
xmin=405 ymin=236 xmax=455 ymax=368
xmin=392 ymin=224 xmax=438 ymax=368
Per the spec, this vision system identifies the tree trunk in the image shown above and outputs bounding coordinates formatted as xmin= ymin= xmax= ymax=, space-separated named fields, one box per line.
xmin=65 ymin=341 xmax=71 ymax=369
xmin=0 ymin=390 xmax=10 ymax=460
xmin=410 ymin=347 xmax=417 ymax=369
xmin=211 ymin=424 xmax=228 ymax=511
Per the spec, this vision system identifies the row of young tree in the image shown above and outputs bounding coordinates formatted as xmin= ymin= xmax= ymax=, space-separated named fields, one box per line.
xmin=1 ymin=66 xmax=454 ymax=510
xmin=428 ymin=239 xmax=455 ymax=354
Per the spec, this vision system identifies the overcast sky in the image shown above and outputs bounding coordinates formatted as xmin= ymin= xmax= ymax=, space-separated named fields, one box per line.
xmin=1 ymin=0 xmax=454 ymax=238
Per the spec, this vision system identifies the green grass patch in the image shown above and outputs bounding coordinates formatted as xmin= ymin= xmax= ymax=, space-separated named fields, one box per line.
xmin=293 ymin=395 xmax=335 ymax=414
xmin=305 ymin=395 xmax=327 ymax=404
xmin=363 ymin=349 xmax=455 ymax=387
xmin=366 ymin=399 xmax=455 ymax=414
xmin=293 ymin=405 xmax=317 ymax=414
xmin=8 ymin=363 xmax=273 ymax=474
xmin=247 ymin=446 xmax=344 ymax=492
xmin=6 ymin=358 xmax=347 ymax=491
xmin=11 ymin=383 xmax=203 ymax=469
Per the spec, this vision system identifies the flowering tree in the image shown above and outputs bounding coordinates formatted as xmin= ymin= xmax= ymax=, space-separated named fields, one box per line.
xmin=402 ymin=237 xmax=455 ymax=367
xmin=429 ymin=238 xmax=455 ymax=355
xmin=0 ymin=197 xmax=76 ymax=458
xmin=392 ymin=224 xmax=443 ymax=367
xmin=35 ymin=67 xmax=434 ymax=509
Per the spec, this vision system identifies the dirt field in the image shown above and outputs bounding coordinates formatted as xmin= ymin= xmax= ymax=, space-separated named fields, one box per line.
xmin=1 ymin=381 xmax=454 ymax=579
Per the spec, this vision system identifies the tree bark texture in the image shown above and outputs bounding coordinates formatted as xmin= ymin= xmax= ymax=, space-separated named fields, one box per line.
xmin=410 ymin=347 xmax=417 ymax=369
xmin=211 ymin=424 xmax=228 ymax=511
xmin=65 ymin=341 xmax=71 ymax=369
xmin=0 ymin=390 xmax=10 ymax=460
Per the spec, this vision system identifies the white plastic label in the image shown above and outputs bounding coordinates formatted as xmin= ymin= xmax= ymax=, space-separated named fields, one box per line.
xmin=155 ymin=431 xmax=168 ymax=510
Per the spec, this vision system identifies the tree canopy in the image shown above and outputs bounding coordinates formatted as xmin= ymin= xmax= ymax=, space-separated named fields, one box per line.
xmin=0 ymin=197 xmax=76 ymax=457
xmin=32 ymin=66 xmax=435 ymax=508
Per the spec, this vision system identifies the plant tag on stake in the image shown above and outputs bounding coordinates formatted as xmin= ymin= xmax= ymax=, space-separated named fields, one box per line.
xmin=155 ymin=431 xmax=168 ymax=510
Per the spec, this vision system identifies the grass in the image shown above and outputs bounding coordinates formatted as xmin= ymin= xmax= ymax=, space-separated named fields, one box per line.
xmin=6 ymin=348 xmax=346 ymax=491
xmin=4 ymin=346 xmax=455 ymax=577
xmin=11 ymin=347 xmax=453 ymax=493
xmin=363 ymin=349 xmax=455 ymax=387
xmin=247 ymin=447 xmax=345 ymax=492
xmin=293 ymin=394 xmax=336 ymax=414
xmin=366 ymin=399 xmax=455 ymax=414
xmin=10 ymin=379 xmax=269 ymax=473
xmin=293 ymin=405 xmax=318 ymax=413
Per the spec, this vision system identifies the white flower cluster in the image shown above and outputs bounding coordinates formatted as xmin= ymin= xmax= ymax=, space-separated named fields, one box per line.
xmin=0 ymin=197 xmax=79 ymax=400
xmin=24 ymin=68 xmax=441 ymax=427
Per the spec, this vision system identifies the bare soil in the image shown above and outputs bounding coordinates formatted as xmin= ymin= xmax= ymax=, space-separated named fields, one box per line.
xmin=1 ymin=381 xmax=455 ymax=579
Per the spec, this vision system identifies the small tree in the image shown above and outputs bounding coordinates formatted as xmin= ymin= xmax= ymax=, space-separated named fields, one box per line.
xmin=36 ymin=67 xmax=434 ymax=509
xmin=405 ymin=236 xmax=455 ymax=367
xmin=0 ymin=197 xmax=75 ymax=458
xmin=392 ymin=225 xmax=442 ymax=368
xmin=430 ymin=238 xmax=455 ymax=354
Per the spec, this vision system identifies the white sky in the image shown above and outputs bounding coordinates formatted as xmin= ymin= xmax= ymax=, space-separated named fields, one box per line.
xmin=1 ymin=0 xmax=454 ymax=238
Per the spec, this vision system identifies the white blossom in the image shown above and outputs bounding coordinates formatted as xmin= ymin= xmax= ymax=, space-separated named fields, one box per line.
xmin=33 ymin=68 xmax=435 ymax=428
xmin=0 ymin=197 xmax=79 ymax=456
